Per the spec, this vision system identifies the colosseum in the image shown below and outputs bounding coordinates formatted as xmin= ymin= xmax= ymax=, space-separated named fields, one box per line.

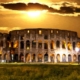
xmin=0 ymin=28 xmax=80 ymax=63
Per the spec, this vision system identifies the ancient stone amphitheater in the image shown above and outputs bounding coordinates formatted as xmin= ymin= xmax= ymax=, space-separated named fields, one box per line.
xmin=0 ymin=28 xmax=80 ymax=63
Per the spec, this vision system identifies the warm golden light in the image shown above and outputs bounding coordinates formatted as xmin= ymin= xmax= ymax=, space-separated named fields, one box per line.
xmin=27 ymin=11 xmax=41 ymax=18
xmin=13 ymin=41 xmax=18 ymax=48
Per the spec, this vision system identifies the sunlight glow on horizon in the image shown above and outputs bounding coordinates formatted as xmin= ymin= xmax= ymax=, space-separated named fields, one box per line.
xmin=16 ymin=0 xmax=51 ymax=4
xmin=21 ymin=10 xmax=48 ymax=19
xmin=27 ymin=10 xmax=41 ymax=18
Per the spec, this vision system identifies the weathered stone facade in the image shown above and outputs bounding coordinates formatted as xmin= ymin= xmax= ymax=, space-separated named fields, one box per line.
xmin=0 ymin=28 xmax=80 ymax=63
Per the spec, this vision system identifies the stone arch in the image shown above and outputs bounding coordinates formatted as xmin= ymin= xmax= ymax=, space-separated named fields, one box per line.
xmin=44 ymin=53 xmax=48 ymax=62
xmin=20 ymin=41 xmax=24 ymax=49
xmin=62 ymin=41 xmax=66 ymax=49
xmin=56 ymin=54 xmax=60 ymax=62
xmin=25 ymin=53 xmax=30 ymax=62
xmin=32 ymin=41 xmax=36 ymax=48
xmin=14 ymin=54 xmax=18 ymax=62
xmin=56 ymin=41 xmax=60 ymax=48
xmin=78 ymin=55 xmax=80 ymax=63
xmin=4 ymin=54 xmax=7 ymax=60
xmin=26 ymin=40 xmax=30 ymax=50
xmin=38 ymin=40 xmax=42 ymax=49
xmin=76 ymin=42 xmax=80 ymax=48
xmin=32 ymin=54 xmax=36 ymax=62
xmin=62 ymin=54 xmax=66 ymax=62
xmin=50 ymin=54 xmax=55 ymax=62
xmin=73 ymin=54 xmax=77 ymax=62
xmin=38 ymin=53 xmax=42 ymax=62
xmin=68 ymin=54 xmax=72 ymax=62
xmin=44 ymin=42 xmax=48 ymax=49
xmin=67 ymin=42 xmax=72 ymax=50
xmin=0 ymin=54 xmax=2 ymax=61
xmin=20 ymin=53 xmax=24 ymax=62
xmin=73 ymin=42 xmax=76 ymax=50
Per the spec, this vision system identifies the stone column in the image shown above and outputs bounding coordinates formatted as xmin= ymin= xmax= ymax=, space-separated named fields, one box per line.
xmin=54 ymin=54 xmax=57 ymax=63
xmin=29 ymin=53 xmax=32 ymax=62
xmin=30 ymin=41 xmax=32 ymax=51
xmin=72 ymin=54 xmax=73 ymax=62
xmin=48 ymin=53 xmax=50 ymax=62
xmin=60 ymin=54 xmax=62 ymax=62
xmin=36 ymin=41 xmax=38 ymax=49
xmin=36 ymin=53 xmax=38 ymax=62
xmin=36 ymin=41 xmax=38 ymax=62
xmin=42 ymin=53 xmax=44 ymax=63
xmin=2 ymin=51 xmax=4 ymax=61
xmin=24 ymin=34 xmax=26 ymax=62
xmin=48 ymin=41 xmax=50 ymax=62
xmin=42 ymin=41 xmax=44 ymax=63
xmin=18 ymin=36 xmax=20 ymax=62
xmin=7 ymin=51 xmax=10 ymax=62
xmin=42 ymin=41 xmax=44 ymax=50
xmin=66 ymin=54 xmax=68 ymax=62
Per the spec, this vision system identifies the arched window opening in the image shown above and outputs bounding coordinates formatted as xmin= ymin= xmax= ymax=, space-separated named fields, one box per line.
xmin=4 ymin=54 xmax=7 ymax=60
xmin=32 ymin=54 xmax=36 ymax=62
xmin=25 ymin=53 xmax=30 ymax=62
xmin=56 ymin=54 xmax=60 ymax=62
xmin=50 ymin=41 xmax=55 ymax=49
xmin=0 ymin=41 xmax=3 ymax=47
xmin=62 ymin=41 xmax=66 ymax=49
xmin=62 ymin=54 xmax=66 ymax=62
xmin=38 ymin=43 xmax=42 ymax=48
xmin=20 ymin=53 xmax=24 ymax=62
xmin=26 ymin=40 xmax=30 ymax=50
xmin=14 ymin=54 xmax=18 ymax=62
xmin=7 ymin=41 xmax=11 ymax=48
xmin=13 ymin=41 xmax=18 ymax=48
xmin=56 ymin=41 xmax=60 ymax=48
xmin=32 ymin=41 xmax=36 ymax=48
xmin=78 ymin=55 xmax=80 ymax=63
xmin=68 ymin=54 xmax=72 ymax=62
xmin=51 ymin=30 xmax=53 ymax=33
xmin=44 ymin=35 xmax=48 ymax=39
xmin=20 ymin=41 xmax=24 ymax=49
xmin=50 ymin=54 xmax=54 ymax=62
xmin=11 ymin=42 xmax=14 ymax=48
xmin=76 ymin=42 xmax=80 ymax=48
xmin=20 ymin=35 xmax=24 ymax=40
xmin=73 ymin=42 xmax=76 ymax=50
xmin=73 ymin=54 xmax=77 ymax=62
xmin=44 ymin=53 xmax=48 ymax=62
xmin=39 ymin=30 xmax=42 ymax=35
xmin=26 ymin=30 xmax=30 ymax=38
xmin=50 ymin=30 xmax=54 ymax=38
xmin=57 ymin=31 xmax=59 ymax=34
xmin=0 ymin=47 xmax=2 ymax=54
xmin=27 ymin=30 xmax=30 ymax=33
xmin=68 ymin=33 xmax=70 ymax=37
xmin=38 ymin=53 xmax=42 ymax=62
xmin=44 ymin=43 xmax=48 ymax=49
xmin=0 ymin=54 xmax=2 ymax=61
xmin=67 ymin=42 xmax=72 ymax=50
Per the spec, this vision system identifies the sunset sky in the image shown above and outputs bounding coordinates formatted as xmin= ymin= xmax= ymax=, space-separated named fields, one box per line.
xmin=0 ymin=0 xmax=80 ymax=37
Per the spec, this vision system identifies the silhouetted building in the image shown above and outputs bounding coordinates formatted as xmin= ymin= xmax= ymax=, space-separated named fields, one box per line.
xmin=0 ymin=28 xmax=80 ymax=63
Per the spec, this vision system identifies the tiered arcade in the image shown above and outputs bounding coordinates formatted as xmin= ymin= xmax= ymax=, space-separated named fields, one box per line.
xmin=0 ymin=29 xmax=80 ymax=63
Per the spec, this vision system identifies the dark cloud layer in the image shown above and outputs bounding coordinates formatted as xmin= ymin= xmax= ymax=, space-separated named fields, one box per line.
xmin=1 ymin=2 xmax=80 ymax=15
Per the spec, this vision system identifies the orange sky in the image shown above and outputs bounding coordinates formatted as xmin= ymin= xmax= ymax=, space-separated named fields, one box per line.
xmin=0 ymin=0 xmax=80 ymax=37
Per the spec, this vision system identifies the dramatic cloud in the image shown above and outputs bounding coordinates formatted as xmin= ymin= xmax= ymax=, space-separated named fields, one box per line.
xmin=0 ymin=2 xmax=80 ymax=16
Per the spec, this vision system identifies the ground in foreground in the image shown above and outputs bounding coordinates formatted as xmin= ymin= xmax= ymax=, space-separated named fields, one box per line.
xmin=0 ymin=63 xmax=80 ymax=80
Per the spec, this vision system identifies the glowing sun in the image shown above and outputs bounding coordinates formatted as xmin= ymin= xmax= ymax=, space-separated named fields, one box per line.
xmin=27 ymin=11 xmax=41 ymax=18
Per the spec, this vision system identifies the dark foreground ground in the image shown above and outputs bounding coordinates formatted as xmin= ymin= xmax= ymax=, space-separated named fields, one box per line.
xmin=0 ymin=63 xmax=80 ymax=80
